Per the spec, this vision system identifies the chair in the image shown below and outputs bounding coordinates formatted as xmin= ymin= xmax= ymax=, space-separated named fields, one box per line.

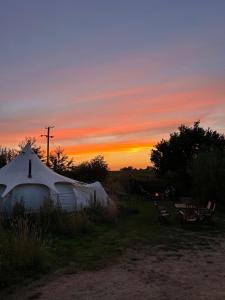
xmin=178 ymin=207 xmax=198 ymax=224
xmin=154 ymin=202 xmax=171 ymax=224
xmin=207 ymin=201 xmax=212 ymax=209
xmin=198 ymin=202 xmax=216 ymax=223
xmin=211 ymin=202 xmax=216 ymax=212
xmin=174 ymin=203 xmax=186 ymax=209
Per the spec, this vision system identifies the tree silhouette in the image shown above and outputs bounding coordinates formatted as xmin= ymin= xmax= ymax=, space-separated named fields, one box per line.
xmin=49 ymin=146 xmax=74 ymax=174
xmin=71 ymin=155 xmax=109 ymax=183
xmin=150 ymin=121 xmax=225 ymax=194
xmin=151 ymin=121 xmax=225 ymax=175
xmin=0 ymin=147 xmax=17 ymax=168
xmin=191 ymin=148 xmax=225 ymax=203
xmin=18 ymin=137 xmax=45 ymax=160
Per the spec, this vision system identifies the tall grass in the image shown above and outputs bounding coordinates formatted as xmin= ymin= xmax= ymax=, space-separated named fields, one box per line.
xmin=38 ymin=198 xmax=93 ymax=236
xmin=86 ymin=195 xmax=119 ymax=223
xmin=39 ymin=198 xmax=64 ymax=234
xmin=0 ymin=197 xmax=119 ymax=288
xmin=63 ymin=211 xmax=93 ymax=236
xmin=0 ymin=216 xmax=49 ymax=288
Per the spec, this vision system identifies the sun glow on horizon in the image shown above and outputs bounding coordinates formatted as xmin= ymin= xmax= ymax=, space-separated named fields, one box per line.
xmin=64 ymin=143 xmax=155 ymax=170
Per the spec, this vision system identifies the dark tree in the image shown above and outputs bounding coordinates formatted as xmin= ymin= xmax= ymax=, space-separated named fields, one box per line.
xmin=151 ymin=121 xmax=225 ymax=175
xmin=0 ymin=147 xmax=17 ymax=168
xmin=120 ymin=166 xmax=135 ymax=172
xmin=18 ymin=137 xmax=45 ymax=160
xmin=150 ymin=121 xmax=225 ymax=194
xmin=49 ymin=146 xmax=74 ymax=174
xmin=191 ymin=148 xmax=225 ymax=203
xmin=89 ymin=155 xmax=109 ymax=181
xmin=71 ymin=155 xmax=109 ymax=183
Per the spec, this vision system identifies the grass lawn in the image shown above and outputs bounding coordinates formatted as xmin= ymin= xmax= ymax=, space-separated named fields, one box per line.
xmin=50 ymin=196 xmax=225 ymax=271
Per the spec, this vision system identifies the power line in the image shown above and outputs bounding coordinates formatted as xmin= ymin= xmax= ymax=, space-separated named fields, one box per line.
xmin=41 ymin=126 xmax=54 ymax=166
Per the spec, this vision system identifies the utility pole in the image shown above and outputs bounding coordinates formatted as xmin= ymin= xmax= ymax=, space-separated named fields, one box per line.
xmin=41 ymin=126 xmax=54 ymax=166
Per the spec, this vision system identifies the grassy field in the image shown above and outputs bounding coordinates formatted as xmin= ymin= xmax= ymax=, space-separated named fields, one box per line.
xmin=52 ymin=196 xmax=225 ymax=269
xmin=1 ymin=195 xmax=225 ymax=293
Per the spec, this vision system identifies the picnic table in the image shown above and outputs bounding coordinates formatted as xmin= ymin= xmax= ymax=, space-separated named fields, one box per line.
xmin=174 ymin=201 xmax=216 ymax=224
xmin=175 ymin=203 xmax=193 ymax=209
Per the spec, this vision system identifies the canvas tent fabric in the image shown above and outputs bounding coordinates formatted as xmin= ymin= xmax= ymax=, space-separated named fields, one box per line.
xmin=0 ymin=144 xmax=109 ymax=213
xmin=73 ymin=182 xmax=109 ymax=209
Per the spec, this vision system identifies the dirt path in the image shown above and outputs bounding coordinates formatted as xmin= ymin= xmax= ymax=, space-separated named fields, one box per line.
xmin=6 ymin=239 xmax=225 ymax=300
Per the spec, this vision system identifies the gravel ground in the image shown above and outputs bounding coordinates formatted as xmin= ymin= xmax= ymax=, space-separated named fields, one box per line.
xmin=5 ymin=238 xmax=225 ymax=300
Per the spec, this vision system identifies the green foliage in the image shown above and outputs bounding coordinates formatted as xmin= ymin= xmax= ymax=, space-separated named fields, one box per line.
xmin=191 ymin=149 xmax=225 ymax=203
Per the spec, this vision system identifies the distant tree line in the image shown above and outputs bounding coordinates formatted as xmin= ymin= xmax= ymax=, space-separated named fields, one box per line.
xmin=0 ymin=137 xmax=109 ymax=183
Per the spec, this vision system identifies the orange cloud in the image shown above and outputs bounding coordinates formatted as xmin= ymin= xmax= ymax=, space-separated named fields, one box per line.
xmin=0 ymin=72 xmax=224 ymax=170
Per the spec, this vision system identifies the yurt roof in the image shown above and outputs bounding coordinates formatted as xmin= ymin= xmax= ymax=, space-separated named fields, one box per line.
xmin=0 ymin=144 xmax=80 ymax=197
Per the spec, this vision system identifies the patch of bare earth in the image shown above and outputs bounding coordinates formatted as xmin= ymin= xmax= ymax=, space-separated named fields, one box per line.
xmin=6 ymin=238 xmax=225 ymax=300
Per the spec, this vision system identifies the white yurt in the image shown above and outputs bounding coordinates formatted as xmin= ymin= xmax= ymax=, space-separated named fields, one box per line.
xmin=0 ymin=144 xmax=109 ymax=214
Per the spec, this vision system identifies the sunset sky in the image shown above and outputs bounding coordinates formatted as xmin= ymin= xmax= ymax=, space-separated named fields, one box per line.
xmin=0 ymin=0 xmax=225 ymax=170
